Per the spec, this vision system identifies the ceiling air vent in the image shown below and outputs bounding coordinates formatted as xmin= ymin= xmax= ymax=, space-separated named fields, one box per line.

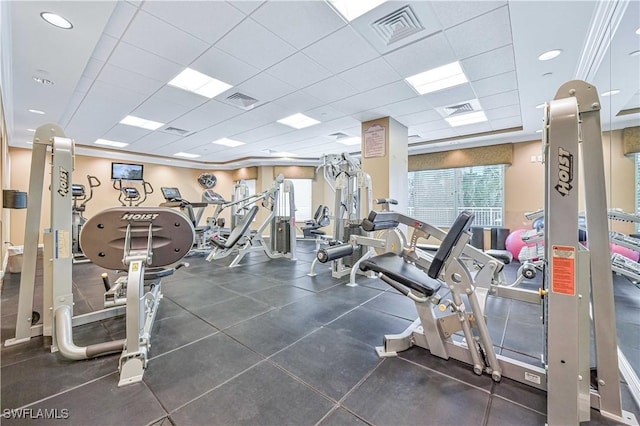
xmin=371 ymin=6 xmax=424 ymax=46
xmin=161 ymin=126 xmax=192 ymax=136
xmin=224 ymin=92 xmax=260 ymax=110
xmin=329 ymin=132 xmax=349 ymax=138
xmin=439 ymin=99 xmax=483 ymax=118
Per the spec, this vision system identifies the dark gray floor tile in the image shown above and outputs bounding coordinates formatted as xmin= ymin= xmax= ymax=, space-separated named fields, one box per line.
xmin=318 ymin=407 xmax=369 ymax=426
xmin=143 ymin=333 xmax=262 ymax=411
xmin=148 ymin=417 xmax=174 ymax=426
xmin=485 ymin=295 xmax=512 ymax=319
xmin=248 ymin=285 xmax=315 ymax=308
xmin=220 ymin=276 xmax=282 ymax=294
xmin=344 ymin=357 xmax=490 ymax=425
xmin=617 ymin=321 xmax=640 ymax=350
xmin=291 ymin=274 xmax=344 ymax=293
xmin=276 ymin=294 xmax=357 ymax=326
xmin=325 ymin=306 xmax=411 ymax=348
xmin=272 ymin=328 xmax=381 ymax=400
xmin=171 ymin=362 xmax=333 ymax=426
xmin=399 ymin=346 xmax=496 ymax=391
xmin=356 ymin=276 xmax=391 ymax=291
xmin=2 ymin=374 xmax=166 ymax=426
xmin=361 ymin=291 xmax=417 ymax=320
xmin=500 ymin=349 xmax=544 ymax=368
xmin=509 ymin=299 xmax=543 ymax=323
xmin=493 ymin=376 xmax=547 ymax=414
xmin=502 ymin=317 xmax=544 ymax=358
xmin=487 ymin=315 xmax=508 ymax=347
xmin=163 ymin=284 xmax=238 ymax=311
xmin=320 ymin=284 xmax=384 ymax=306
xmin=191 ymin=296 xmax=272 ymax=329
xmin=487 ymin=395 xmax=546 ymax=425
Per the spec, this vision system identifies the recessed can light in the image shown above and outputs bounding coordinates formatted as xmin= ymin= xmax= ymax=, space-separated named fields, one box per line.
xmin=28 ymin=109 xmax=45 ymax=115
xmin=538 ymin=49 xmax=562 ymax=61
xmin=33 ymin=76 xmax=54 ymax=85
xmin=40 ymin=12 xmax=73 ymax=29
xmin=601 ymin=89 xmax=620 ymax=97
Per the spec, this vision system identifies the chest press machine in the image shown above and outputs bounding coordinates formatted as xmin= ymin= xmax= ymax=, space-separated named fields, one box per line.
xmin=357 ymin=81 xmax=638 ymax=425
xmin=4 ymin=124 xmax=194 ymax=387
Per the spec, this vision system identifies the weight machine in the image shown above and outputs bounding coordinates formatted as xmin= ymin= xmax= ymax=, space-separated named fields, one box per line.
xmin=205 ymin=174 xmax=296 ymax=267
xmin=113 ymin=178 xmax=154 ymax=206
xmin=160 ymin=186 xmax=212 ymax=253
xmin=4 ymin=124 xmax=194 ymax=387
xmin=71 ymin=174 xmax=100 ymax=263
xmin=357 ymin=81 xmax=637 ymax=425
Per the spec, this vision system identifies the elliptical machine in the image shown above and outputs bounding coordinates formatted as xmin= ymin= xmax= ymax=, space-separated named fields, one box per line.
xmin=113 ymin=179 xmax=154 ymax=206
xmin=72 ymin=175 xmax=101 ymax=263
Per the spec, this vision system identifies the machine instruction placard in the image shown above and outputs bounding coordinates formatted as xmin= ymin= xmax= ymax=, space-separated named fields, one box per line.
xmin=551 ymin=245 xmax=575 ymax=295
xmin=364 ymin=124 xmax=386 ymax=158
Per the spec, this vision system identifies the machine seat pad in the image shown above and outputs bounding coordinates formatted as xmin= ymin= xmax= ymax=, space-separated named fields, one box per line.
xmin=144 ymin=267 xmax=175 ymax=280
xmin=310 ymin=229 xmax=326 ymax=235
xmin=360 ymin=252 xmax=441 ymax=297
xmin=485 ymin=249 xmax=512 ymax=264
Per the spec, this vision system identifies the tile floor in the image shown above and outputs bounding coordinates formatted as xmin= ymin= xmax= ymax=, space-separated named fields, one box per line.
xmin=1 ymin=240 xmax=638 ymax=425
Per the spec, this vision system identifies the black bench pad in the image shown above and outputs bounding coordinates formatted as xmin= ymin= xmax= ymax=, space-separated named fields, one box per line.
xmin=360 ymin=252 xmax=441 ymax=297
xmin=486 ymin=249 xmax=512 ymax=264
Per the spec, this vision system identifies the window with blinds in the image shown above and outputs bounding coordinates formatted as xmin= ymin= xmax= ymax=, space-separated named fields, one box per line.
xmin=408 ymin=165 xmax=505 ymax=227
xmin=284 ymin=178 xmax=313 ymax=221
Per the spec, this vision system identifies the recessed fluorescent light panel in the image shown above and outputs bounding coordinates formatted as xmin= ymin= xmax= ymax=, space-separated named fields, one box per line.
xmin=212 ymin=138 xmax=245 ymax=147
xmin=538 ymin=49 xmax=562 ymax=61
xmin=445 ymin=111 xmax=488 ymax=127
xmin=95 ymin=139 xmax=128 ymax=148
xmin=28 ymin=109 xmax=45 ymax=114
xmin=338 ymin=137 xmax=361 ymax=146
xmin=40 ymin=12 xmax=73 ymax=29
xmin=120 ymin=115 xmax=164 ymax=130
xmin=174 ymin=152 xmax=201 ymax=159
xmin=327 ymin=0 xmax=386 ymax=21
xmin=168 ymin=68 xmax=232 ymax=99
xmin=601 ymin=89 xmax=620 ymax=97
xmin=277 ymin=113 xmax=320 ymax=129
xmin=27 ymin=128 xmax=36 ymax=132
xmin=405 ymin=62 xmax=468 ymax=95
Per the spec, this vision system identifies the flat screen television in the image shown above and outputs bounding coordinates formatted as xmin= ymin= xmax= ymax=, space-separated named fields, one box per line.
xmin=111 ymin=162 xmax=144 ymax=181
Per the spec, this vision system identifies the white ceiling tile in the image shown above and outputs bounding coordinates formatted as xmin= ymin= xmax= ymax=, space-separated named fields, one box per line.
xmin=101 ymin=123 xmax=151 ymax=142
xmin=272 ymin=91 xmax=324 ymax=116
xmin=97 ymin=63 xmax=165 ymax=96
xmin=485 ymin=104 xmax=521 ymax=120
xmin=122 ymin=11 xmax=209 ymax=66
xmin=233 ymin=72 xmax=296 ymax=103
xmin=154 ymin=85 xmax=209 ymax=109
xmin=422 ymin=128 xmax=460 ymax=141
xmin=216 ymin=18 xmax=296 ymax=69
xmin=167 ymin=100 xmax=244 ymax=132
xmin=397 ymin=110 xmax=442 ymax=127
xmin=432 ymin=1 xmax=506 ymax=29
xmin=252 ymin=1 xmax=345 ymax=50
xmin=230 ymin=1 xmax=265 ymax=15
xmin=86 ymin=80 xmax=147 ymax=109
xmin=303 ymin=26 xmax=379 ymax=74
xmin=82 ymin=58 xmax=105 ymax=80
xmin=108 ymin=41 xmax=183 ymax=83
xmin=479 ymin=90 xmax=520 ymax=111
xmin=230 ymin=123 xmax=295 ymax=143
xmin=461 ymin=45 xmax=515 ymax=82
xmin=75 ymin=77 xmax=93 ymax=94
xmin=250 ymin=102 xmax=291 ymax=121
xmin=490 ymin=116 xmax=523 ymax=130
xmin=454 ymin=122 xmax=493 ymax=135
xmin=472 ymin=71 xmax=518 ymax=98
xmin=104 ymin=1 xmax=138 ymax=38
xmin=191 ymin=47 xmax=260 ymax=86
xmin=266 ymin=53 xmax=332 ymax=90
xmin=130 ymin=131 xmax=182 ymax=151
xmin=383 ymin=32 xmax=456 ymax=78
xmin=383 ymin=97 xmax=434 ymax=117
xmin=338 ymin=58 xmax=402 ymax=93
xmin=304 ymin=105 xmax=346 ymax=122
xmin=91 ymin=34 xmax=118 ymax=62
xmin=351 ymin=110 xmax=393 ymax=122
xmin=347 ymin=81 xmax=420 ymax=111
xmin=422 ymin=83 xmax=477 ymax=108
xmin=411 ymin=119 xmax=452 ymax=134
xmin=142 ymin=1 xmax=245 ymax=44
xmin=445 ymin=6 xmax=512 ymax=59
xmin=132 ymin=95 xmax=195 ymax=124
xmin=303 ymin=76 xmax=359 ymax=104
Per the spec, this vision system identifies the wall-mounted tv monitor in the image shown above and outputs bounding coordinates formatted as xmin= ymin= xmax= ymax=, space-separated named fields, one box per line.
xmin=111 ymin=162 xmax=144 ymax=181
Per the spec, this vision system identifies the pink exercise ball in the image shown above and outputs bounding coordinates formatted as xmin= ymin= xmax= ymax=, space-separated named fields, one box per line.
xmin=505 ymin=229 xmax=531 ymax=259
xmin=610 ymin=243 xmax=640 ymax=262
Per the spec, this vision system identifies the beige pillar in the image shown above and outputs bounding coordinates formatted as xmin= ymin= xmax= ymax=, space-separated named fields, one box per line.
xmin=361 ymin=117 xmax=408 ymax=213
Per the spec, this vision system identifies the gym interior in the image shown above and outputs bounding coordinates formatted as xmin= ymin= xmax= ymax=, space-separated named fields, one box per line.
xmin=0 ymin=1 xmax=639 ymax=425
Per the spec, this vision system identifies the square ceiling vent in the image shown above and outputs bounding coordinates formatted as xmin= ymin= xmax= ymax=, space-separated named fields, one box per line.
xmin=436 ymin=99 xmax=483 ymax=118
xmin=371 ymin=5 xmax=424 ymax=46
xmin=160 ymin=126 xmax=193 ymax=136
xmin=222 ymin=92 xmax=261 ymax=110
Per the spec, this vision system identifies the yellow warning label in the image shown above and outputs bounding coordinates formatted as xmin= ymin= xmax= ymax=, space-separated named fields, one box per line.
xmin=132 ymin=262 xmax=139 ymax=272
xmin=552 ymin=245 xmax=575 ymax=295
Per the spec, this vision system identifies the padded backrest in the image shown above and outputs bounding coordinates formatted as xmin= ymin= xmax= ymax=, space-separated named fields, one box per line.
xmin=225 ymin=205 xmax=259 ymax=248
xmin=313 ymin=205 xmax=324 ymax=221
xmin=427 ymin=211 xmax=474 ymax=279
xmin=362 ymin=210 xmax=399 ymax=232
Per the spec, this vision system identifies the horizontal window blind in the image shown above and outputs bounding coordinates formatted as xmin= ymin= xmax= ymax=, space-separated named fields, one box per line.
xmin=283 ymin=178 xmax=313 ymax=221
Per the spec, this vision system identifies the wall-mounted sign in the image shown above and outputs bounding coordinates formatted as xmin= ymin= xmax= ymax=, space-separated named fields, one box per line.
xmin=364 ymin=124 xmax=386 ymax=158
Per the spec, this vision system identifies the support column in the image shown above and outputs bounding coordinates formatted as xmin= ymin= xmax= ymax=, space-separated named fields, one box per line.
xmin=361 ymin=117 xmax=408 ymax=212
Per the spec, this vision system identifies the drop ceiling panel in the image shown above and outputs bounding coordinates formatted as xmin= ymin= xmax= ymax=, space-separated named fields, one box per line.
xmin=104 ymin=1 xmax=138 ymax=38
xmin=82 ymin=58 xmax=105 ymax=80
xmin=130 ymin=131 xmax=182 ymax=151
xmin=232 ymin=72 xmax=296 ymax=103
xmin=272 ymin=91 xmax=324 ymax=116
xmin=230 ymin=123 xmax=295 ymax=143
xmin=122 ymin=11 xmax=209 ymax=66
xmin=266 ymin=53 xmax=332 ymax=90
xmin=91 ymin=34 xmax=118 ymax=62
xmin=97 ymin=63 xmax=165 ymax=96
xmin=432 ymin=1 xmax=506 ymax=29
xmin=303 ymin=26 xmax=379 ymax=74
xmin=445 ymin=6 xmax=512 ymax=59
xmin=302 ymin=76 xmax=359 ymax=104
xmin=191 ymin=47 xmax=260 ymax=86
xmin=230 ymin=1 xmax=264 ymax=16
xmin=485 ymin=104 xmax=521 ymax=120
xmin=422 ymin=128 xmax=459 ymax=141
xmin=454 ymin=122 xmax=493 ymax=135
xmin=153 ymin=85 xmax=209 ymax=109
xmin=332 ymin=81 xmax=416 ymax=115
xmin=304 ymin=105 xmax=346 ymax=122
xmin=382 ymin=32 xmax=456 ymax=78
xmin=351 ymin=109 xmax=393 ymax=122
xmin=142 ymin=1 xmax=245 ymax=44
xmin=108 ymin=41 xmax=184 ymax=83
xmin=251 ymin=1 xmax=345 ymax=50
xmin=473 ymin=71 xmax=518 ymax=98
xmin=422 ymin=83 xmax=477 ymax=108
xmin=338 ymin=58 xmax=403 ymax=93
xmin=101 ymin=124 xmax=151 ymax=142
xmin=215 ymin=18 xmax=296 ymax=69
xmin=75 ymin=77 xmax=93 ymax=94
xmin=166 ymin=100 xmax=244 ymax=132
xmin=411 ymin=119 xmax=452 ymax=134
xmin=132 ymin=95 xmax=195 ymax=123
xmin=383 ymin=96 xmax=434 ymax=117
xmin=479 ymin=90 xmax=520 ymax=111
xmin=397 ymin=110 xmax=442 ymax=127
xmin=490 ymin=116 xmax=523 ymax=130
xmin=461 ymin=45 xmax=515 ymax=81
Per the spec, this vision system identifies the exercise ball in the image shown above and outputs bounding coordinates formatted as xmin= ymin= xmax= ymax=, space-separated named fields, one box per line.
xmin=610 ymin=243 xmax=640 ymax=262
xmin=505 ymin=229 xmax=530 ymax=259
